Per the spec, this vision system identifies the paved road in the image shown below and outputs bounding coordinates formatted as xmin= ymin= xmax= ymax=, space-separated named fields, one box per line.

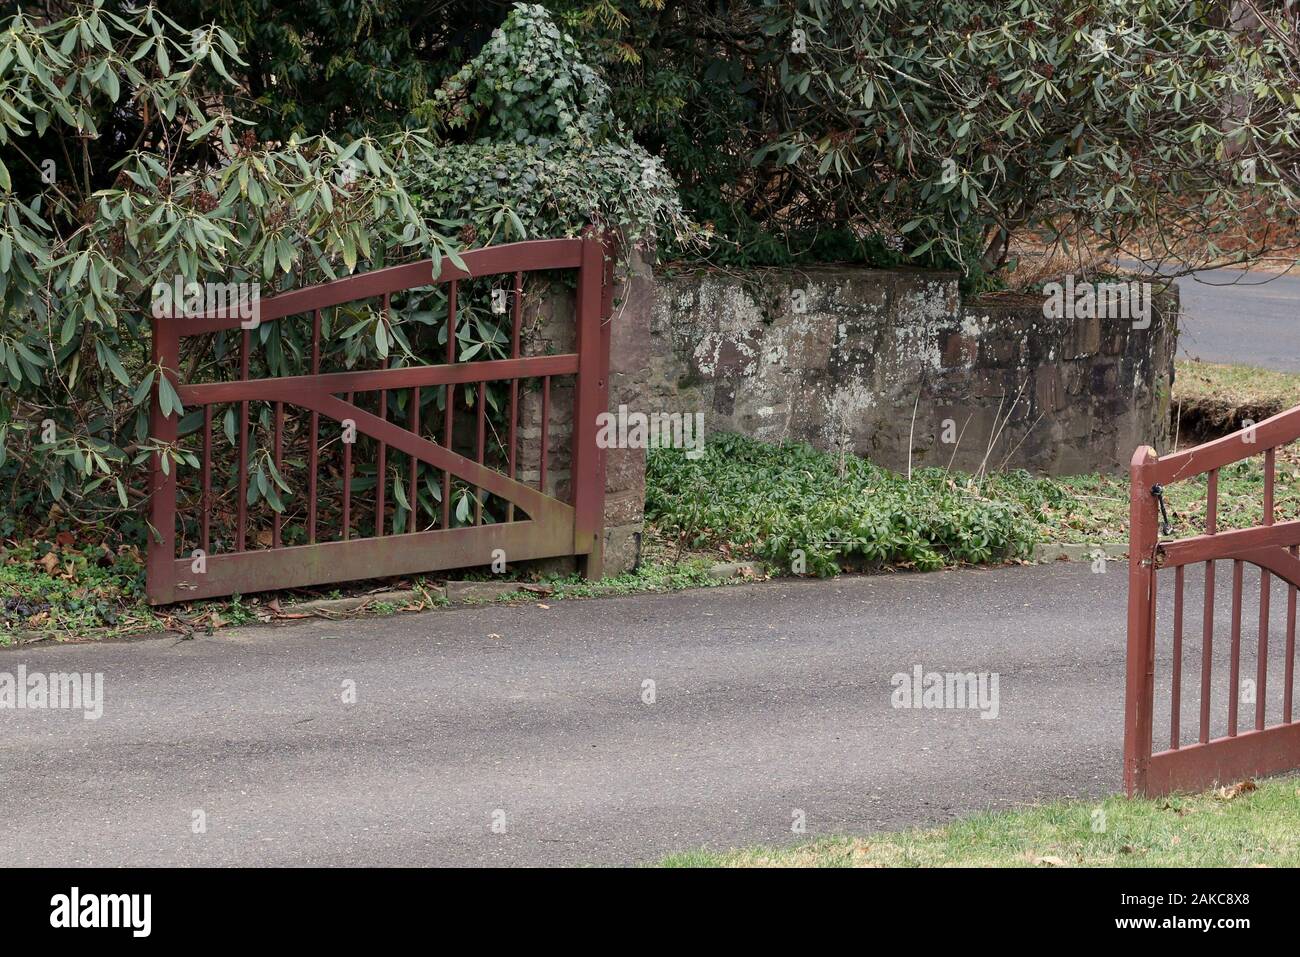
xmin=1176 ymin=268 xmax=1300 ymax=371
xmin=2 ymin=563 xmax=1139 ymax=866
xmin=1121 ymin=259 xmax=1300 ymax=371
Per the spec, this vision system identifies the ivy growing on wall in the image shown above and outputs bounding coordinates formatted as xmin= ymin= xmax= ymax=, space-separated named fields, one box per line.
xmin=401 ymin=3 xmax=693 ymax=249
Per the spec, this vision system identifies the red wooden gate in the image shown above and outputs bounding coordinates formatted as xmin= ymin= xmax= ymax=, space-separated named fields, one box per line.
xmin=1126 ymin=411 xmax=1300 ymax=796
xmin=145 ymin=235 xmax=613 ymax=604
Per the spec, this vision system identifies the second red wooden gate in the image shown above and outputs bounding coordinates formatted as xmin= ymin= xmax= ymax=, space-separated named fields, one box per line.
xmin=1126 ymin=410 xmax=1300 ymax=796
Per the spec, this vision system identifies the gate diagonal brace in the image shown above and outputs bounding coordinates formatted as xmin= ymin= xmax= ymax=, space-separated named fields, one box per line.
xmin=307 ymin=390 xmax=568 ymax=525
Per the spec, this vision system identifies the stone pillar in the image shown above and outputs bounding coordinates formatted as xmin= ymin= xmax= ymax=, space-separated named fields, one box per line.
xmin=600 ymin=239 xmax=655 ymax=574
xmin=516 ymin=237 xmax=653 ymax=576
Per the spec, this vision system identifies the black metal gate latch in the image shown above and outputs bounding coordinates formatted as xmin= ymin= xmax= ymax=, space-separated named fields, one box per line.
xmin=1151 ymin=483 xmax=1174 ymax=536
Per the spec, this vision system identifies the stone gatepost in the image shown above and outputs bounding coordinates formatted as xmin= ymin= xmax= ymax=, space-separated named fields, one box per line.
xmin=515 ymin=239 xmax=654 ymax=576
xmin=600 ymin=240 xmax=655 ymax=574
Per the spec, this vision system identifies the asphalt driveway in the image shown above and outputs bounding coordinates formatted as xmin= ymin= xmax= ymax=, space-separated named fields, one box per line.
xmin=1 ymin=563 xmax=1129 ymax=866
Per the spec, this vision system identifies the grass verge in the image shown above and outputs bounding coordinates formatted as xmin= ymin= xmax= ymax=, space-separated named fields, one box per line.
xmin=1174 ymin=358 xmax=1300 ymax=438
xmin=660 ymin=776 xmax=1300 ymax=867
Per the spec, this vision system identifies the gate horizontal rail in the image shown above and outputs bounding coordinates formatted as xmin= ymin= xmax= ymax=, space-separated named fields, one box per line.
xmin=145 ymin=235 xmax=613 ymax=604
xmin=1126 ymin=405 xmax=1300 ymax=796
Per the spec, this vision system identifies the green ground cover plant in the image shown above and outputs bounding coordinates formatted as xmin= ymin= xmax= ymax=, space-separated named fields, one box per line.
xmin=646 ymin=432 xmax=1068 ymax=575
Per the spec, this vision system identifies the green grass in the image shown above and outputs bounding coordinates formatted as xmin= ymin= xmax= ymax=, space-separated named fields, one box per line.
xmin=539 ymin=556 xmax=724 ymax=597
xmin=1175 ymin=358 xmax=1300 ymax=424
xmin=660 ymin=777 xmax=1300 ymax=867
xmin=437 ymin=556 xmax=728 ymax=605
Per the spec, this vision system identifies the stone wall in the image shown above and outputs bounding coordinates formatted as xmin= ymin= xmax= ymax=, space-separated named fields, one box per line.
xmin=515 ymin=256 xmax=1176 ymax=578
xmin=642 ymin=265 xmax=1178 ymax=476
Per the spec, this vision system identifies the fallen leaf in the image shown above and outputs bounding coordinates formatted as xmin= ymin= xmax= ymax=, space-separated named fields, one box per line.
xmin=1214 ymin=779 xmax=1258 ymax=801
xmin=55 ymin=531 xmax=76 ymax=547
xmin=488 ymin=633 xmax=502 ymax=640
xmin=38 ymin=552 xmax=58 ymax=575
xmin=536 ymin=603 xmax=550 ymax=609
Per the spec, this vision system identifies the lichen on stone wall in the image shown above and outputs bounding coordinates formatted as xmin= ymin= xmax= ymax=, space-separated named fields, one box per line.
xmin=647 ymin=265 xmax=1177 ymax=476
